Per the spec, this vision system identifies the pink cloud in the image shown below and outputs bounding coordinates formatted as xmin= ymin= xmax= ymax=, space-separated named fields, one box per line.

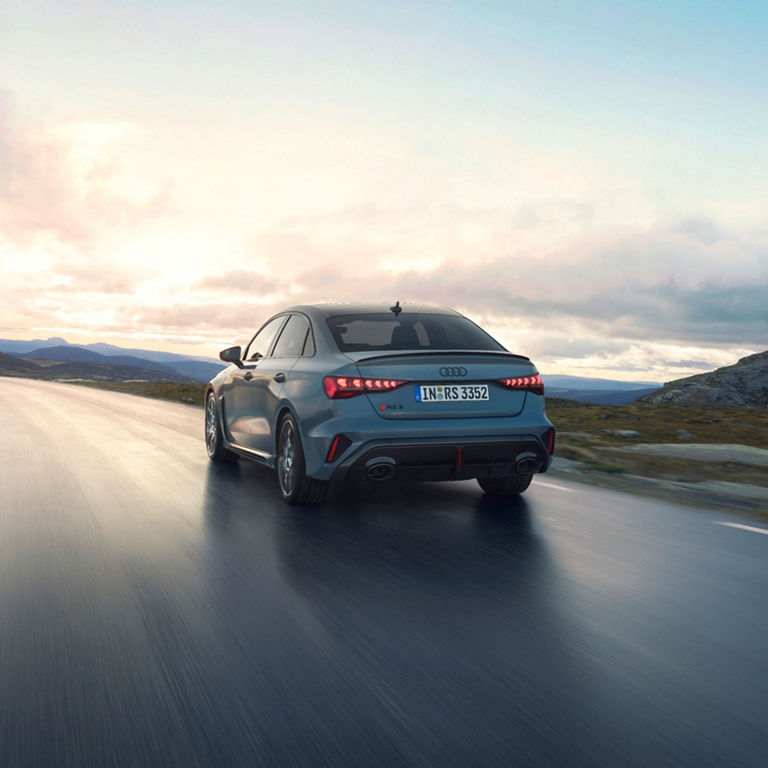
xmin=0 ymin=95 xmax=168 ymax=247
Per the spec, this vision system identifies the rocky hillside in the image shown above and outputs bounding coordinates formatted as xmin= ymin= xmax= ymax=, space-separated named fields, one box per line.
xmin=640 ymin=351 xmax=768 ymax=406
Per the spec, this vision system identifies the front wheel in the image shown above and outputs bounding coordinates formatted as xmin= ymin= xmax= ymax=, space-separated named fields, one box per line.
xmin=205 ymin=393 xmax=237 ymax=462
xmin=477 ymin=474 xmax=532 ymax=497
xmin=276 ymin=416 xmax=328 ymax=506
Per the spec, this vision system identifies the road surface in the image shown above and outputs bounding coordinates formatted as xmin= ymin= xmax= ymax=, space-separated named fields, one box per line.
xmin=1 ymin=378 xmax=767 ymax=767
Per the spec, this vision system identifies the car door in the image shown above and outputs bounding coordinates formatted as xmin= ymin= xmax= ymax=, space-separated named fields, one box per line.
xmin=226 ymin=315 xmax=287 ymax=448
xmin=246 ymin=313 xmax=311 ymax=455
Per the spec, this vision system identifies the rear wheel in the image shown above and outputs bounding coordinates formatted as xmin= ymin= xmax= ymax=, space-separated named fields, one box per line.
xmin=477 ymin=474 xmax=532 ymax=497
xmin=205 ymin=393 xmax=237 ymax=462
xmin=276 ymin=415 xmax=328 ymax=506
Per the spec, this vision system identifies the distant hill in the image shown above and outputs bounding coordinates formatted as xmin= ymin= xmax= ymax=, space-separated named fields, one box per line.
xmin=546 ymin=386 xmax=661 ymax=405
xmin=0 ymin=337 xmax=227 ymax=382
xmin=543 ymin=374 xmax=661 ymax=391
xmin=21 ymin=345 xmax=183 ymax=376
xmin=21 ymin=345 xmax=106 ymax=363
xmin=82 ymin=342 xmax=221 ymax=367
xmin=640 ymin=351 xmax=768 ymax=406
xmin=542 ymin=374 xmax=661 ymax=404
xmin=0 ymin=350 xmax=196 ymax=384
xmin=0 ymin=336 xmax=69 ymax=355
xmin=0 ymin=351 xmax=49 ymax=377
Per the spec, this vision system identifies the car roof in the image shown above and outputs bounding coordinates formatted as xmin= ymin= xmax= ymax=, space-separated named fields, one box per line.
xmin=284 ymin=302 xmax=460 ymax=317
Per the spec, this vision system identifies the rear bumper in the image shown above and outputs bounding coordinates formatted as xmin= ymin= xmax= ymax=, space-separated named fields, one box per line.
xmin=328 ymin=435 xmax=553 ymax=486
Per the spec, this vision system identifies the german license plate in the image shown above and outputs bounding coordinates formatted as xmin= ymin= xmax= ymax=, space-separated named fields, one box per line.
xmin=415 ymin=384 xmax=489 ymax=402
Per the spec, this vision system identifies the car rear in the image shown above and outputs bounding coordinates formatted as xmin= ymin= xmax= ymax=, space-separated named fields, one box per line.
xmin=306 ymin=306 xmax=555 ymax=489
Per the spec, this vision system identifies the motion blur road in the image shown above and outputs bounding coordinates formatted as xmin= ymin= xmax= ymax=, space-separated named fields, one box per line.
xmin=1 ymin=378 xmax=767 ymax=767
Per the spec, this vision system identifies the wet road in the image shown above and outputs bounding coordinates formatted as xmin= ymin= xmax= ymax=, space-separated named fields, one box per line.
xmin=1 ymin=378 xmax=767 ymax=767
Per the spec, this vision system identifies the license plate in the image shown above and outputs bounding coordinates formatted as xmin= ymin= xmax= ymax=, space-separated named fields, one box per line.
xmin=415 ymin=383 xmax=489 ymax=402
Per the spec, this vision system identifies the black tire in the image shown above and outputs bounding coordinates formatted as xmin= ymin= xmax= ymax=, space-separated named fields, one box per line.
xmin=477 ymin=474 xmax=532 ymax=497
xmin=276 ymin=415 xmax=328 ymax=506
xmin=205 ymin=392 xmax=237 ymax=462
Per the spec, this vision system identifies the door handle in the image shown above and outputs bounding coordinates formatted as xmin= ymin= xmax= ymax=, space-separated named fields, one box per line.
xmin=243 ymin=371 xmax=254 ymax=381
xmin=273 ymin=372 xmax=286 ymax=383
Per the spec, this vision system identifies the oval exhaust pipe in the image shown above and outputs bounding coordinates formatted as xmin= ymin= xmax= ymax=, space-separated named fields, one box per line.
xmin=365 ymin=457 xmax=396 ymax=481
xmin=515 ymin=452 xmax=541 ymax=475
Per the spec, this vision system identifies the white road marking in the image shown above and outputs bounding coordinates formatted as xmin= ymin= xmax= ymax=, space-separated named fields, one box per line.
xmin=715 ymin=521 xmax=768 ymax=536
xmin=534 ymin=480 xmax=573 ymax=493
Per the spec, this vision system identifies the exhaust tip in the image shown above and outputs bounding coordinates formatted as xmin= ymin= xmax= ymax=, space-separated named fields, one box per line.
xmin=365 ymin=457 xmax=396 ymax=481
xmin=515 ymin=452 xmax=541 ymax=475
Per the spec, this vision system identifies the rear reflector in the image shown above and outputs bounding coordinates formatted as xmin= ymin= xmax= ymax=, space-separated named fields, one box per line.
xmin=546 ymin=428 xmax=556 ymax=455
xmin=323 ymin=376 xmax=407 ymax=399
xmin=497 ymin=373 xmax=544 ymax=396
xmin=325 ymin=434 xmax=352 ymax=462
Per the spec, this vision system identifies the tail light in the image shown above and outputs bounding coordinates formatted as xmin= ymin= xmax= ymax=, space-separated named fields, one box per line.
xmin=323 ymin=376 xmax=408 ymax=399
xmin=496 ymin=373 xmax=544 ymax=396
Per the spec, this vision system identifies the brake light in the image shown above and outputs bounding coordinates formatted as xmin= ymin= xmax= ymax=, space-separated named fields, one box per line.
xmin=497 ymin=373 xmax=544 ymax=395
xmin=323 ymin=376 xmax=407 ymax=399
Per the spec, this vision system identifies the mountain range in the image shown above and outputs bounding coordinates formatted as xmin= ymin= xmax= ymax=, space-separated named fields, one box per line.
xmin=542 ymin=374 xmax=661 ymax=404
xmin=0 ymin=336 xmax=664 ymax=400
xmin=5 ymin=336 xmax=761 ymax=406
xmin=0 ymin=338 xmax=227 ymax=383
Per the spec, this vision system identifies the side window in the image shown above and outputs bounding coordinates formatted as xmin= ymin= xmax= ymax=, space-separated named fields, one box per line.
xmin=272 ymin=314 xmax=310 ymax=358
xmin=245 ymin=316 xmax=287 ymax=360
xmin=302 ymin=327 xmax=315 ymax=356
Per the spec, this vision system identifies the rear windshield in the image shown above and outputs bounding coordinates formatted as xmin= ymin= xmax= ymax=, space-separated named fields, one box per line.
xmin=326 ymin=313 xmax=506 ymax=353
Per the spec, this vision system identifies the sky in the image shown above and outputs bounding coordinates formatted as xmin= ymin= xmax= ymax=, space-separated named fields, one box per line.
xmin=1 ymin=0 xmax=766 ymax=381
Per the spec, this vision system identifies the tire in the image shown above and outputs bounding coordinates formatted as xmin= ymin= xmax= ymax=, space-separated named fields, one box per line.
xmin=477 ymin=474 xmax=532 ymax=497
xmin=276 ymin=415 xmax=328 ymax=506
xmin=205 ymin=392 xmax=237 ymax=462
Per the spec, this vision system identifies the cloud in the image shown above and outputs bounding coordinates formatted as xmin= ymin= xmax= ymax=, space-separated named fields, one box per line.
xmin=232 ymin=209 xmax=766 ymax=351
xmin=2 ymin=97 xmax=763 ymax=382
xmin=132 ymin=302 xmax=275 ymax=332
xmin=0 ymin=99 xmax=168 ymax=247
xmin=197 ymin=270 xmax=283 ymax=294
xmin=50 ymin=262 xmax=142 ymax=294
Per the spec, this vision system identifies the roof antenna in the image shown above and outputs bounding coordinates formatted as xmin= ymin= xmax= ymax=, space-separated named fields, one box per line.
xmin=389 ymin=300 xmax=402 ymax=317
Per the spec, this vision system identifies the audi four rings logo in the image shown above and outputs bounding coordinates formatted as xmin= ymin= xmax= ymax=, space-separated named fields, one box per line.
xmin=439 ymin=366 xmax=467 ymax=377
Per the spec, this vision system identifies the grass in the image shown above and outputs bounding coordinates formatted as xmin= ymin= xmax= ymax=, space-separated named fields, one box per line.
xmin=546 ymin=398 xmax=768 ymax=448
xmin=546 ymin=397 xmax=768 ymax=490
xmin=68 ymin=379 xmax=207 ymax=406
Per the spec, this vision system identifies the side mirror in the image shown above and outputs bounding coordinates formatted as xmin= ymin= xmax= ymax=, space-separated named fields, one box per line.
xmin=219 ymin=346 xmax=243 ymax=368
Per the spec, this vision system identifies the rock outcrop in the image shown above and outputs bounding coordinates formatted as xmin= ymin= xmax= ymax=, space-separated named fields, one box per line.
xmin=640 ymin=351 xmax=768 ymax=406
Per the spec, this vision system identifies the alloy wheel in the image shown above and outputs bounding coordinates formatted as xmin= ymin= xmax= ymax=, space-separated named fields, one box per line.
xmin=206 ymin=396 xmax=218 ymax=455
xmin=278 ymin=422 xmax=295 ymax=496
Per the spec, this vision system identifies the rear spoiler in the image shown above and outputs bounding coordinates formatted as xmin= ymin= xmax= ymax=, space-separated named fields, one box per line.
xmin=351 ymin=350 xmax=531 ymax=363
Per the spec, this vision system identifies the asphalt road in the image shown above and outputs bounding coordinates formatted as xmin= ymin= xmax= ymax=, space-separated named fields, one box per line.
xmin=1 ymin=378 xmax=767 ymax=768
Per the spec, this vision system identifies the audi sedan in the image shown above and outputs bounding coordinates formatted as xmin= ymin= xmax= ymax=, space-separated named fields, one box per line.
xmin=205 ymin=303 xmax=555 ymax=505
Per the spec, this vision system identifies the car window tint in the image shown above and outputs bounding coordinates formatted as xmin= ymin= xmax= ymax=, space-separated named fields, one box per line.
xmin=272 ymin=314 xmax=310 ymax=358
xmin=245 ymin=316 xmax=286 ymax=360
xmin=325 ymin=313 xmax=505 ymax=352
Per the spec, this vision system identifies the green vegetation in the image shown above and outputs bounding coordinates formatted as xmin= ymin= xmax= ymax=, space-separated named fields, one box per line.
xmin=547 ymin=398 xmax=768 ymax=490
xmin=69 ymin=379 xmax=206 ymax=406
xmin=546 ymin=398 xmax=768 ymax=448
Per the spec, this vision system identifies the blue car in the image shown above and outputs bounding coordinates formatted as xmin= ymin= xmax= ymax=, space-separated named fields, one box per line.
xmin=205 ymin=303 xmax=555 ymax=505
